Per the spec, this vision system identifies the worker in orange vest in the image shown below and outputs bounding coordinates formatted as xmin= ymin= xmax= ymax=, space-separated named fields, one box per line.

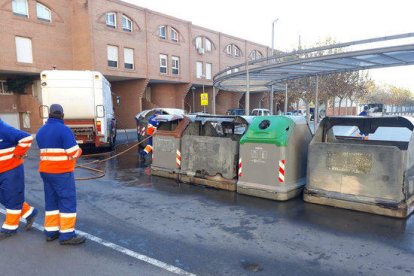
xmin=36 ymin=104 xmax=85 ymax=245
xmin=0 ymin=117 xmax=38 ymax=240
xmin=140 ymin=111 xmax=160 ymax=157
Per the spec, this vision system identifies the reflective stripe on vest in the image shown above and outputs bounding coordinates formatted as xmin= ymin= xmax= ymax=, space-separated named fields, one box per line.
xmin=39 ymin=147 xmax=78 ymax=173
xmin=144 ymin=145 xmax=153 ymax=154
xmin=0 ymin=147 xmax=23 ymax=173
xmin=17 ymin=136 xmax=33 ymax=148
xmin=0 ymin=147 xmax=15 ymax=161
xmin=147 ymin=124 xmax=156 ymax=135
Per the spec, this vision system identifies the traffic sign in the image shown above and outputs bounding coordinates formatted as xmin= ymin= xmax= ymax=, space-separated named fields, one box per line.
xmin=201 ymin=93 xmax=208 ymax=106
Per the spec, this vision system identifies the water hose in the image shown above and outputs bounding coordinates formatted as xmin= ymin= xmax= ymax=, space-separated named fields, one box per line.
xmin=75 ymin=134 xmax=153 ymax=181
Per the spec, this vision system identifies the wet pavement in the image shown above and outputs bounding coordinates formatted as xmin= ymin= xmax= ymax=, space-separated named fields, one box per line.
xmin=1 ymin=132 xmax=414 ymax=275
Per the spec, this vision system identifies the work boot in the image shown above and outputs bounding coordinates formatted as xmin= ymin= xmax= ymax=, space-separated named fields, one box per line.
xmin=59 ymin=235 xmax=86 ymax=245
xmin=0 ymin=232 xmax=14 ymax=241
xmin=25 ymin=208 xmax=38 ymax=231
xmin=46 ymin=234 xmax=59 ymax=242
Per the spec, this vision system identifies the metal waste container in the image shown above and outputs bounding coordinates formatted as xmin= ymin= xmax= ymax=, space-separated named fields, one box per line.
xmin=179 ymin=115 xmax=252 ymax=191
xmin=237 ymin=116 xmax=313 ymax=200
xmin=135 ymin=108 xmax=185 ymax=162
xmin=151 ymin=114 xmax=194 ymax=179
xmin=304 ymin=116 xmax=414 ymax=218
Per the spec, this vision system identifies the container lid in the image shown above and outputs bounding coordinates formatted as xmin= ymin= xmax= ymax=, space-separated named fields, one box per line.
xmin=154 ymin=114 xmax=184 ymax=122
xmin=240 ymin=116 xmax=299 ymax=146
xmin=135 ymin=108 xmax=185 ymax=121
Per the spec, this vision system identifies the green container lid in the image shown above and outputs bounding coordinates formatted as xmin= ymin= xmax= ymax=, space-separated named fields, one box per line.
xmin=240 ymin=116 xmax=296 ymax=146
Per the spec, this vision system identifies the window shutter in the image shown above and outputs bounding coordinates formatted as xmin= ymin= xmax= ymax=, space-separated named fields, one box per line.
xmin=205 ymin=63 xmax=212 ymax=80
xmin=15 ymin=37 xmax=33 ymax=63
xmin=196 ymin=62 xmax=203 ymax=78
xmin=107 ymin=46 xmax=118 ymax=62
xmin=124 ymin=48 xmax=133 ymax=64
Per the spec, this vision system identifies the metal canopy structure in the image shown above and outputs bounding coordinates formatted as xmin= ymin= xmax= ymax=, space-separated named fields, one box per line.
xmin=213 ymin=33 xmax=414 ymax=93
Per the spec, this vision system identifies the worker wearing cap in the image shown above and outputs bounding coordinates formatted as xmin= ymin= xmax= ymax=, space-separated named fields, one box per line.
xmin=36 ymin=104 xmax=85 ymax=245
xmin=357 ymin=106 xmax=370 ymax=139
xmin=359 ymin=105 xmax=369 ymax=116
xmin=0 ymin=117 xmax=38 ymax=240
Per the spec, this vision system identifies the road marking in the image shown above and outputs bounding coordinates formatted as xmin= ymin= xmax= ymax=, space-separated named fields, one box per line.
xmin=0 ymin=209 xmax=196 ymax=276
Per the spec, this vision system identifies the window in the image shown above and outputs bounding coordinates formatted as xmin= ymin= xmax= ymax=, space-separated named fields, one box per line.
xmin=160 ymin=54 xmax=167 ymax=74
xmin=205 ymin=63 xmax=212 ymax=80
xmin=159 ymin=26 xmax=166 ymax=39
xmin=172 ymin=56 xmax=179 ymax=75
xmin=205 ymin=38 xmax=212 ymax=52
xmin=12 ymin=0 xmax=28 ymax=17
xmin=124 ymin=48 xmax=134 ymax=69
xmin=233 ymin=68 xmax=239 ymax=73
xmin=0 ymin=81 xmax=11 ymax=95
xmin=234 ymin=47 xmax=241 ymax=57
xmin=226 ymin=67 xmax=231 ymax=75
xmin=36 ymin=2 xmax=51 ymax=22
xmin=106 ymin=12 xmax=116 ymax=28
xmin=107 ymin=45 xmax=118 ymax=67
xmin=122 ymin=15 xmax=132 ymax=32
xmin=22 ymin=113 xmax=30 ymax=129
xmin=15 ymin=37 xmax=33 ymax=63
xmin=195 ymin=37 xmax=202 ymax=49
xmin=195 ymin=36 xmax=213 ymax=53
xmin=225 ymin=44 xmax=242 ymax=57
xmin=196 ymin=62 xmax=203 ymax=79
xmin=171 ymin=28 xmax=178 ymax=42
xmin=249 ymin=50 xmax=263 ymax=60
xmin=225 ymin=45 xmax=232 ymax=55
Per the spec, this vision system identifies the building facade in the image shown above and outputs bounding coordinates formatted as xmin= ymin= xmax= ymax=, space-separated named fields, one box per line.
xmin=0 ymin=0 xmax=271 ymax=131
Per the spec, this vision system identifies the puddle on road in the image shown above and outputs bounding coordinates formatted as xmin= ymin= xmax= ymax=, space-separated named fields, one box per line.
xmin=241 ymin=260 xmax=263 ymax=272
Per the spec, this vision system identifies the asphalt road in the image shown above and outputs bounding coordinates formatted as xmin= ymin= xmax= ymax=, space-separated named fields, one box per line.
xmin=1 ymin=131 xmax=414 ymax=275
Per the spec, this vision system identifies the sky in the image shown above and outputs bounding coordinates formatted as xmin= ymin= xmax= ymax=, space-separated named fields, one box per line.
xmin=123 ymin=0 xmax=414 ymax=91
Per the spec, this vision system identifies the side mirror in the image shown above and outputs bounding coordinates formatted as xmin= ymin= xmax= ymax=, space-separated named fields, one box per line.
xmin=116 ymin=96 xmax=121 ymax=107
xmin=39 ymin=105 xmax=49 ymax=119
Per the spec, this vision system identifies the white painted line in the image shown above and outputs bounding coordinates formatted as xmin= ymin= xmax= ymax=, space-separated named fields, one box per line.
xmin=0 ymin=208 xmax=196 ymax=276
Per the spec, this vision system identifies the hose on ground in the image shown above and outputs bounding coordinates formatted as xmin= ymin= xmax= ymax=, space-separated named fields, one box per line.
xmin=75 ymin=133 xmax=153 ymax=181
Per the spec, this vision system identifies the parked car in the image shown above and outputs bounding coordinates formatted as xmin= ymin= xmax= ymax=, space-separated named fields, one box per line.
xmin=250 ymin=108 xmax=271 ymax=116
xmin=226 ymin=108 xmax=245 ymax=115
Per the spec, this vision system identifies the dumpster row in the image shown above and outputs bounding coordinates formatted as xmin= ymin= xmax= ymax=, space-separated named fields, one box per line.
xmin=145 ymin=114 xmax=414 ymax=218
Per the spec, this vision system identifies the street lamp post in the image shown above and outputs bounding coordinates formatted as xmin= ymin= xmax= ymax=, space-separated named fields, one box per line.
xmin=202 ymin=75 xmax=206 ymax=113
xmin=270 ymin=19 xmax=279 ymax=114
xmin=285 ymin=82 xmax=288 ymax=114
xmin=271 ymin=18 xmax=279 ymax=56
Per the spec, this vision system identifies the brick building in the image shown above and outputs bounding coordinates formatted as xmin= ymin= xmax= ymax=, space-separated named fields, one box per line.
xmin=0 ymin=0 xmax=271 ymax=131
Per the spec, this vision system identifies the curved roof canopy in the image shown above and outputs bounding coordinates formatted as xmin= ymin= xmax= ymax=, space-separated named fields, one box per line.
xmin=213 ymin=33 xmax=414 ymax=93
